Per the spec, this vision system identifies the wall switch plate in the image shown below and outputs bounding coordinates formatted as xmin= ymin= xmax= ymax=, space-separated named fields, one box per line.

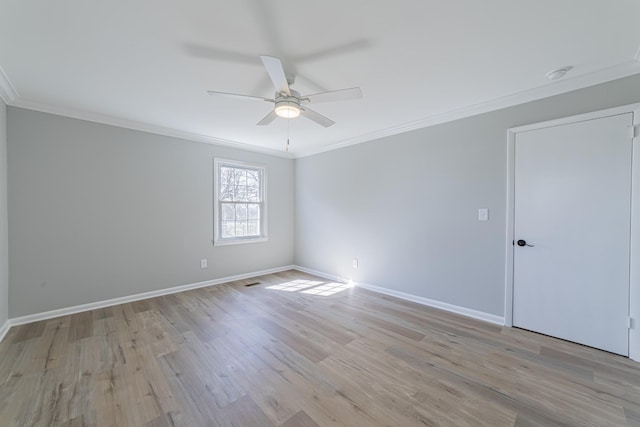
xmin=200 ymin=259 xmax=207 ymax=268
xmin=478 ymin=208 xmax=489 ymax=221
xmin=352 ymin=258 xmax=358 ymax=269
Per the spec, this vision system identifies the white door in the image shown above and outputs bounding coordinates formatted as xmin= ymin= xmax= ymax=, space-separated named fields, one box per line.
xmin=513 ymin=113 xmax=632 ymax=356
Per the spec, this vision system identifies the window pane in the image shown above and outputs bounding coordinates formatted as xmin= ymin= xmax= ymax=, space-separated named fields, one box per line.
xmin=247 ymin=203 xmax=260 ymax=220
xmin=247 ymin=173 xmax=258 ymax=188
xmin=220 ymin=183 xmax=233 ymax=201
xmin=219 ymin=165 xmax=261 ymax=203
xmin=235 ymin=184 xmax=247 ymax=202
xmin=221 ymin=166 xmax=230 ymax=183
xmin=247 ymin=187 xmax=259 ymax=202
xmin=235 ymin=221 xmax=247 ymax=237
xmin=220 ymin=166 xmax=235 ymax=201
xmin=247 ymin=220 xmax=259 ymax=236
xmin=237 ymin=170 xmax=247 ymax=187
xmin=247 ymin=171 xmax=260 ymax=202
xmin=221 ymin=203 xmax=235 ymax=220
xmin=222 ymin=221 xmax=235 ymax=238
xmin=235 ymin=203 xmax=247 ymax=220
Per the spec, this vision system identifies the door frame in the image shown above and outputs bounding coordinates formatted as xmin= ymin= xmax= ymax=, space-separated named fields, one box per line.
xmin=504 ymin=103 xmax=640 ymax=361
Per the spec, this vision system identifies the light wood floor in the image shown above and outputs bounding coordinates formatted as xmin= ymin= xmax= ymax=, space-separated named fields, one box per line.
xmin=0 ymin=270 xmax=639 ymax=426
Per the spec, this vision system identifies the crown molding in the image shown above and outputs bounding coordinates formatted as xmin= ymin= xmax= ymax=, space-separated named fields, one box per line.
xmin=4 ymin=59 xmax=640 ymax=160
xmin=295 ymin=60 xmax=640 ymax=158
xmin=0 ymin=66 xmax=18 ymax=104
xmin=10 ymin=99 xmax=295 ymax=159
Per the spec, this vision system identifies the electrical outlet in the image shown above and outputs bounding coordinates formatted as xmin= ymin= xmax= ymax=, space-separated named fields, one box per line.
xmin=478 ymin=208 xmax=489 ymax=221
xmin=200 ymin=259 xmax=207 ymax=269
xmin=352 ymin=258 xmax=358 ymax=269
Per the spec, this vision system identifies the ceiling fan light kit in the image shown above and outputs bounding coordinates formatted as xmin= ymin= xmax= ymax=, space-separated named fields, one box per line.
xmin=275 ymin=99 xmax=301 ymax=118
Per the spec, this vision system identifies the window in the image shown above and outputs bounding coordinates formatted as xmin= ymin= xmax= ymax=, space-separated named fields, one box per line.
xmin=214 ymin=158 xmax=267 ymax=245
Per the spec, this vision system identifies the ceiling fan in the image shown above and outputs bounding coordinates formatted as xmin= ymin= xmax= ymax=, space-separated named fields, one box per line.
xmin=207 ymin=56 xmax=362 ymax=128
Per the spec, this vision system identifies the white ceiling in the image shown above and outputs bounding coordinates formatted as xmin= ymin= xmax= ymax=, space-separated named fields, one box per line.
xmin=1 ymin=0 xmax=639 ymax=157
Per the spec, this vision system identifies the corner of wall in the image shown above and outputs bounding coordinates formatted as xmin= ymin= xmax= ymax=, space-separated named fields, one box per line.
xmin=0 ymin=319 xmax=9 ymax=343
xmin=0 ymin=98 xmax=8 ymax=329
xmin=292 ymin=157 xmax=298 ymax=266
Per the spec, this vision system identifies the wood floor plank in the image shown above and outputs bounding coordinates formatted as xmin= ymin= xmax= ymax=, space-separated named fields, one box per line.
xmin=281 ymin=410 xmax=320 ymax=427
xmin=625 ymin=407 xmax=640 ymax=426
xmin=257 ymin=317 xmax=330 ymax=364
xmin=67 ymin=311 xmax=94 ymax=343
xmin=0 ymin=270 xmax=639 ymax=426
xmin=11 ymin=320 xmax=46 ymax=343
xmin=221 ymin=395 xmax=276 ymax=427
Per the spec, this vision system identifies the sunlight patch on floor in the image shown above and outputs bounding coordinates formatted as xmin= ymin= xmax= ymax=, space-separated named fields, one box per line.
xmin=265 ymin=280 xmax=353 ymax=296
xmin=301 ymin=282 xmax=353 ymax=296
xmin=265 ymin=279 xmax=324 ymax=292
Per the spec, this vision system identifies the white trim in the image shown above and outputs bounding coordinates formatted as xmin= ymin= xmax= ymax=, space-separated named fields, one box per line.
xmin=0 ymin=320 xmax=10 ymax=343
xmin=213 ymin=237 xmax=268 ymax=246
xmin=630 ymin=106 xmax=640 ymax=362
xmin=505 ymin=103 xmax=640 ymax=361
xmin=508 ymin=103 xmax=640 ymax=134
xmin=504 ymin=130 xmax=516 ymax=327
xmin=296 ymin=61 xmax=640 ymax=158
xmin=0 ymin=66 xmax=18 ymax=104
xmin=10 ymin=99 xmax=295 ymax=159
xmin=354 ymin=282 xmax=505 ymax=326
xmin=5 ymin=265 xmax=295 ymax=329
xmin=293 ymin=265 xmax=345 ymax=283
xmin=293 ymin=265 xmax=505 ymax=326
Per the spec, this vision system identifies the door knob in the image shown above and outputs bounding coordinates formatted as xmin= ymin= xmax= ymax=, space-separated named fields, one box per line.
xmin=517 ymin=239 xmax=534 ymax=247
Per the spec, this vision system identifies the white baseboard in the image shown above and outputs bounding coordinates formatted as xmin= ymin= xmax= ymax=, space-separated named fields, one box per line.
xmin=293 ymin=265 xmax=505 ymax=326
xmin=354 ymin=281 xmax=505 ymax=325
xmin=293 ymin=265 xmax=347 ymax=283
xmin=0 ymin=319 xmax=10 ymax=343
xmin=6 ymin=265 xmax=296 ymax=330
xmin=1 ymin=264 xmax=503 ymax=344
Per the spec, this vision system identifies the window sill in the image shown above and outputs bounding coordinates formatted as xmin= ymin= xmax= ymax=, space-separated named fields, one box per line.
xmin=214 ymin=237 xmax=268 ymax=247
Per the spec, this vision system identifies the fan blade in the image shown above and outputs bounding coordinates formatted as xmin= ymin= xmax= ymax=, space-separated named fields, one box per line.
xmin=300 ymin=107 xmax=335 ymax=128
xmin=257 ymin=110 xmax=278 ymax=126
xmin=260 ymin=55 xmax=291 ymax=96
xmin=207 ymin=90 xmax=273 ymax=102
xmin=304 ymin=87 xmax=362 ymax=104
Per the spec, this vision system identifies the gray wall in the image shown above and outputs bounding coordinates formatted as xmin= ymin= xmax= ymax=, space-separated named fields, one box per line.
xmin=6 ymin=74 xmax=640 ymax=321
xmin=295 ymin=74 xmax=640 ymax=318
xmin=7 ymin=108 xmax=294 ymax=317
xmin=0 ymin=99 xmax=7 ymax=326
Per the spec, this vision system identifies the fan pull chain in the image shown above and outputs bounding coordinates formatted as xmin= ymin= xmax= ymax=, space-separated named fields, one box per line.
xmin=286 ymin=117 xmax=291 ymax=152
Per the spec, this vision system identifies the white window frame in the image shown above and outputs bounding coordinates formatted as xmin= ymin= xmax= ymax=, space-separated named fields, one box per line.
xmin=213 ymin=158 xmax=268 ymax=246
